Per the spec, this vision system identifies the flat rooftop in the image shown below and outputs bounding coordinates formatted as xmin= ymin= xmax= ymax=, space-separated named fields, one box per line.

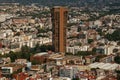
xmin=89 ymin=62 xmax=119 ymax=70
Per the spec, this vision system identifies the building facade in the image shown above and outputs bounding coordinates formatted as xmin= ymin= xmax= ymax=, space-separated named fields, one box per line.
xmin=51 ymin=6 xmax=68 ymax=53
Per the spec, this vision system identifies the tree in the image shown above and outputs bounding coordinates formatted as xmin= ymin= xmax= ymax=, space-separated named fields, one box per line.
xmin=114 ymin=55 xmax=120 ymax=64
xmin=21 ymin=45 xmax=31 ymax=60
xmin=72 ymin=77 xmax=80 ymax=80
xmin=46 ymin=45 xmax=54 ymax=51
xmin=66 ymin=52 xmax=73 ymax=55
xmin=115 ymin=54 xmax=120 ymax=79
xmin=113 ymin=48 xmax=119 ymax=53
xmin=75 ymin=51 xmax=95 ymax=56
xmin=95 ymin=55 xmax=107 ymax=62
xmin=116 ymin=70 xmax=120 ymax=80
xmin=40 ymin=45 xmax=47 ymax=52
xmin=4 ymin=51 xmax=22 ymax=62
xmin=96 ymin=28 xmax=103 ymax=36
xmin=88 ymin=39 xmax=94 ymax=44
xmin=92 ymin=48 xmax=97 ymax=53
xmin=21 ymin=45 xmax=30 ymax=53
xmin=2 ymin=44 xmax=54 ymax=63
xmin=105 ymin=29 xmax=120 ymax=41
xmin=8 ymin=51 xmax=17 ymax=62
xmin=117 ymin=41 xmax=120 ymax=46
xmin=14 ymin=32 xmax=20 ymax=36
xmin=40 ymin=45 xmax=53 ymax=52
xmin=34 ymin=43 xmax=40 ymax=53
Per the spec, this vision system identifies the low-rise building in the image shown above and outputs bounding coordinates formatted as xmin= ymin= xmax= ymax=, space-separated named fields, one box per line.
xmin=59 ymin=66 xmax=78 ymax=79
xmin=1 ymin=63 xmax=26 ymax=76
xmin=96 ymin=45 xmax=115 ymax=55
xmin=66 ymin=45 xmax=89 ymax=54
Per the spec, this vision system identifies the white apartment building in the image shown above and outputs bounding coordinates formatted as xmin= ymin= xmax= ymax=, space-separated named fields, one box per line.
xmin=66 ymin=45 xmax=89 ymax=54
xmin=96 ymin=45 xmax=116 ymax=55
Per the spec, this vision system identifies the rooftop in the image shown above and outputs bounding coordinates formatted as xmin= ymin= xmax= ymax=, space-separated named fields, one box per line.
xmin=34 ymin=52 xmax=48 ymax=57
xmin=89 ymin=62 xmax=119 ymax=70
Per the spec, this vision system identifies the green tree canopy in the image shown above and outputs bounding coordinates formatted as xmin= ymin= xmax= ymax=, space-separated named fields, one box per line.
xmin=105 ymin=29 xmax=120 ymax=41
xmin=75 ymin=51 xmax=95 ymax=56
xmin=114 ymin=55 xmax=120 ymax=64
xmin=88 ymin=39 xmax=94 ymax=44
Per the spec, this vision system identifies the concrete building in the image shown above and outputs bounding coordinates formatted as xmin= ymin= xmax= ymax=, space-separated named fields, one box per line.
xmin=51 ymin=6 xmax=68 ymax=53
xmin=96 ymin=45 xmax=115 ymax=55
xmin=66 ymin=45 xmax=89 ymax=54
xmin=1 ymin=64 xmax=26 ymax=75
xmin=59 ymin=66 xmax=78 ymax=79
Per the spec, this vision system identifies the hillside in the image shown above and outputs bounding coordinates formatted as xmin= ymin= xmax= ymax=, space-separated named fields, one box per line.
xmin=0 ymin=0 xmax=119 ymax=6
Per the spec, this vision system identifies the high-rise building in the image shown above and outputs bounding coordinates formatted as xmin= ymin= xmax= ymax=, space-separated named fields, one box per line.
xmin=51 ymin=6 xmax=68 ymax=53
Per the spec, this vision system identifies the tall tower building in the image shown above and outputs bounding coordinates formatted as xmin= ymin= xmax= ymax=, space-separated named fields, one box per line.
xmin=51 ymin=6 xmax=68 ymax=53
